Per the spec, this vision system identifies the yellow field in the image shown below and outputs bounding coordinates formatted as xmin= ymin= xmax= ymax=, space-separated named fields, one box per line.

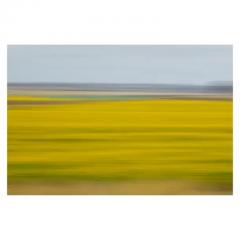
xmin=8 ymin=97 xmax=232 ymax=194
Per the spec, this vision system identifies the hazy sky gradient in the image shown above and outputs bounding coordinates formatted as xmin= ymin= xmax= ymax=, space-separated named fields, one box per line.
xmin=8 ymin=45 xmax=232 ymax=85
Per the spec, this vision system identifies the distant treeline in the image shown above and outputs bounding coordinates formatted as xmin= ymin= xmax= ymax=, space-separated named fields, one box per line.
xmin=8 ymin=82 xmax=232 ymax=94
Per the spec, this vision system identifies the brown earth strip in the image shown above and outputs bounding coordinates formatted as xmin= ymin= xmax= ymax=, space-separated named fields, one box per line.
xmin=8 ymin=181 xmax=232 ymax=195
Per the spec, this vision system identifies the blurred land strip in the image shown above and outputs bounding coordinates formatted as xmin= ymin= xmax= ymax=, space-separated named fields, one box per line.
xmin=8 ymin=83 xmax=232 ymax=195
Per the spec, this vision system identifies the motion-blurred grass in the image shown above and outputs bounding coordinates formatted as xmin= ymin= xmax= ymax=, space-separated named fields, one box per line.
xmin=8 ymin=97 xmax=232 ymax=194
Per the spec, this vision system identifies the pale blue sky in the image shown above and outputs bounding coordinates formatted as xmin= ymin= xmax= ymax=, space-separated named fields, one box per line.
xmin=8 ymin=45 xmax=232 ymax=85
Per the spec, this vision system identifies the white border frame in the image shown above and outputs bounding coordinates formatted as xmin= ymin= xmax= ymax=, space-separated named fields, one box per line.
xmin=0 ymin=1 xmax=239 ymax=240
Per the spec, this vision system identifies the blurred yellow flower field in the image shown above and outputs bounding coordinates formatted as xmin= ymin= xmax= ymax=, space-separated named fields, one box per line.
xmin=8 ymin=97 xmax=232 ymax=194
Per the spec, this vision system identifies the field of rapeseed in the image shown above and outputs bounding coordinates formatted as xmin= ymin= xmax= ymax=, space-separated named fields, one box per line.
xmin=8 ymin=97 xmax=232 ymax=194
